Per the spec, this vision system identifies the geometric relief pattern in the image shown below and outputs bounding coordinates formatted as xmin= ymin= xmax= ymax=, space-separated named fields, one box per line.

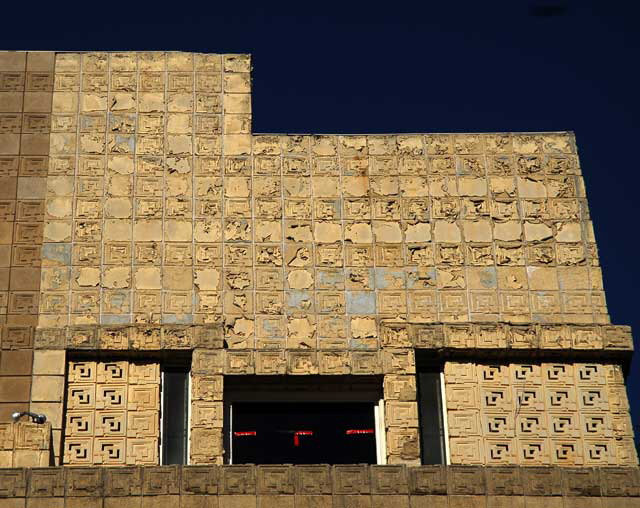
xmin=40 ymin=51 xmax=239 ymax=332
xmin=189 ymin=367 xmax=223 ymax=465
xmin=39 ymin=53 xmax=607 ymax=348
xmin=63 ymin=360 xmax=160 ymax=465
xmin=0 ymin=51 xmax=51 ymax=330
xmin=2 ymin=49 xmax=631 ymax=471
xmin=444 ymin=361 xmax=638 ymax=467
xmin=384 ymin=374 xmax=420 ymax=465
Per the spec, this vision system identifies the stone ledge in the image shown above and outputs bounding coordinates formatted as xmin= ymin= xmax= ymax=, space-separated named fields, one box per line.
xmin=0 ymin=322 xmax=629 ymax=354
xmin=385 ymin=322 xmax=634 ymax=352
xmin=0 ymin=465 xmax=638 ymax=498
xmin=60 ymin=346 xmax=636 ymax=376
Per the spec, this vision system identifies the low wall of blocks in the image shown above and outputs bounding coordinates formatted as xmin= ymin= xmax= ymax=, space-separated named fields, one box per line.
xmin=1 ymin=334 xmax=636 ymax=468
xmin=1 ymin=465 xmax=640 ymax=507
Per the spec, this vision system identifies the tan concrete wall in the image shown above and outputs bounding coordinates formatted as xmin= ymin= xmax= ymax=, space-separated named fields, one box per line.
xmin=0 ymin=51 xmax=54 ymax=434
xmin=38 ymin=51 xmax=605 ymax=337
xmin=0 ymin=50 xmax=635 ymax=470
xmin=0 ymin=51 xmax=53 ymax=330
xmin=444 ymin=362 xmax=637 ymax=466
xmin=63 ymin=360 xmax=160 ymax=466
xmin=40 ymin=51 xmax=249 ymax=329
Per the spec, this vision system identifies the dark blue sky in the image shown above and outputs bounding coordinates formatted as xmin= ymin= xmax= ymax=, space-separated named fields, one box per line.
xmin=3 ymin=1 xmax=639 ymax=448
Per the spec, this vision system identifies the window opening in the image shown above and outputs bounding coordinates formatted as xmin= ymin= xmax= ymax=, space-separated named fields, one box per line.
xmin=161 ymin=367 xmax=189 ymax=465
xmin=230 ymin=401 xmax=376 ymax=464
xmin=417 ymin=368 xmax=447 ymax=464
xmin=224 ymin=375 xmax=382 ymax=465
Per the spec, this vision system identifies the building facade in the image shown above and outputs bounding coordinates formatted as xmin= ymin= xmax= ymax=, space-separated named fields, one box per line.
xmin=0 ymin=50 xmax=638 ymax=506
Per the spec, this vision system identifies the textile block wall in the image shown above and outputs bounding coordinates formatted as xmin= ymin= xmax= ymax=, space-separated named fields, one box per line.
xmin=0 ymin=50 xmax=636 ymax=471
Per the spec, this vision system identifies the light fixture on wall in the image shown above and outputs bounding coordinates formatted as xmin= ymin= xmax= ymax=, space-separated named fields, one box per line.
xmin=11 ymin=411 xmax=47 ymax=424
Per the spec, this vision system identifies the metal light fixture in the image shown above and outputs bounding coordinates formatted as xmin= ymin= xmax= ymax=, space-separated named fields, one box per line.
xmin=11 ymin=411 xmax=47 ymax=424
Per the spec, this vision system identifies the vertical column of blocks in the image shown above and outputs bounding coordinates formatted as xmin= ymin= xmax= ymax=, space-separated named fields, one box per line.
xmin=40 ymin=52 xmax=232 ymax=329
xmin=30 ymin=349 xmax=65 ymax=464
xmin=63 ymin=359 xmax=160 ymax=465
xmin=384 ymin=374 xmax=420 ymax=465
xmin=40 ymin=51 xmax=80 ymax=327
xmin=190 ymin=351 xmax=223 ymax=464
xmin=382 ymin=343 xmax=419 ymax=464
xmin=0 ymin=51 xmax=53 ymax=422
xmin=444 ymin=361 xmax=638 ymax=466
xmin=220 ymin=54 xmax=253 ymax=348
xmin=0 ymin=51 xmax=52 ymax=327
xmin=0 ymin=51 xmax=29 ymax=421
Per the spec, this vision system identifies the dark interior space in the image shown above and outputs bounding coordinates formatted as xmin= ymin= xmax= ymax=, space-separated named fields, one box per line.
xmin=161 ymin=368 xmax=189 ymax=465
xmin=224 ymin=375 xmax=382 ymax=464
xmin=231 ymin=402 xmax=377 ymax=464
xmin=417 ymin=371 xmax=446 ymax=465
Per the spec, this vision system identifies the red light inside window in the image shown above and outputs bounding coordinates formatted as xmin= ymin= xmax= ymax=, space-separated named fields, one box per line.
xmin=345 ymin=429 xmax=374 ymax=435
xmin=234 ymin=431 xmax=257 ymax=437
xmin=293 ymin=430 xmax=313 ymax=446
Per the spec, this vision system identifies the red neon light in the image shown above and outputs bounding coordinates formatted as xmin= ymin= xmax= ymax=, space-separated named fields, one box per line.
xmin=293 ymin=430 xmax=313 ymax=446
xmin=233 ymin=431 xmax=256 ymax=437
xmin=346 ymin=429 xmax=375 ymax=435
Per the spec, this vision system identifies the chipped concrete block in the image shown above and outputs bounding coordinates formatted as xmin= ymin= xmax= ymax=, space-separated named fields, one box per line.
xmin=524 ymin=222 xmax=553 ymax=242
xmin=373 ymin=221 xmax=403 ymax=243
xmin=103 ymin=267 xmax=131 ymax=289
xmin=135 ymin=267 xmax=162 ymax=289
xmin=434 ymin=221 xmax=461 ymax=243
xmin=314 ymin=222 xmax=342 ymax=243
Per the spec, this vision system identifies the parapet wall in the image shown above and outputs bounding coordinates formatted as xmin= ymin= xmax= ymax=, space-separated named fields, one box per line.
xmin=1 ymin=465 xmax=640 ymax=507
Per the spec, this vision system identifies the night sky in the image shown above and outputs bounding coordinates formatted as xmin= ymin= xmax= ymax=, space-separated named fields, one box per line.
xmin=3 ymin=1 xmax=639 ymax=449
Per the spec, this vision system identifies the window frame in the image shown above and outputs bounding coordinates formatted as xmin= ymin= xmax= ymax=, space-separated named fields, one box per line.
xmin=223 ymin=375 xmax=384 ymax=465
xmin=160 ymin=366 xmax=191 ymax=465
xmin=416 ymin=366 xmax=449 ymax=465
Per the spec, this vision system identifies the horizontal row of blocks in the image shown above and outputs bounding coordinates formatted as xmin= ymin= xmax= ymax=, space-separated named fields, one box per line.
xmin=0 ymin=52 xmax=248 ymax=73
xmin=0 ymin=156 xmax=582 ymax=183
xmin=31 ymin=244 xmax=602 ymax=271
xmin=31 ymin=227 xmax=588 ymax=251
xmin=0 ymin=74 xmax=246 ymax=94
xmin=37 ymin=177 xmax=587 ymax=202
xmin=22 ymin=205 xmax=595 ymax=230
xmin=37 ymin=136 xmax=584 ymax=160
xmin=1 ymin=466 xmax=639 ymax=498
xmin=29 ymin=155 xmax=585 ymax=180
xmin=0 ymin=322 xmax=628 ymax=351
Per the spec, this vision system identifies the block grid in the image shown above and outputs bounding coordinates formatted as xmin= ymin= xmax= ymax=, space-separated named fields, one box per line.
xmin=0 ymin=50 xmax=634 ymax=472
xmin=445 ymin=361 xmax=638 ymax=466
xmin=41 ymin=51 xmax=251 ymax=328
xmin=0 ymin=421 xmax=50 ymax=467
xmin=63 ymin=359 xmax=160 ymax=465
xmin=0 ymin=51 xmax=54 ymax=424
xmin=189 ymin=364 xmax=223 ymax=465
xmin=39 ymin=50 xmax=609 ymax=344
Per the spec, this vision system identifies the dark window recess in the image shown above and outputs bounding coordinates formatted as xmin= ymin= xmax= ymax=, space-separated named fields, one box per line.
xmin=231 ymin=402 xmax=377 ymax=464
xmin=161 ymin=368 xmax=189 ymax=465
xmin=417 ymin=371 xmax=446 ymax=464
